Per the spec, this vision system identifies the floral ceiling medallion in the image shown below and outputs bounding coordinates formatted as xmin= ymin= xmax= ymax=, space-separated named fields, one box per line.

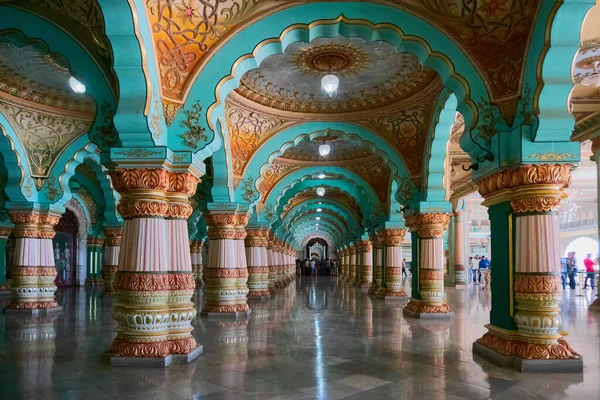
xmin=293 ymin=42 xmax=369 ymax=78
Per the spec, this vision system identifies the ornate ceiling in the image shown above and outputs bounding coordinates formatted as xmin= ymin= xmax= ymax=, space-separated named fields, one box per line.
xmin=141 ymin=0 xmax=541 ymax=125
xmin=0 ymin=0 xmax=117 ymax=97
xmin=280 ymin=186 xmax=364 ymax=224
xmin=236 ymin=37 xmax=438 ymax=113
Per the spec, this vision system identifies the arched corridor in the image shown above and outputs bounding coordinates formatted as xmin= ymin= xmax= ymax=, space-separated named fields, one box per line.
xmin=1 ymin=0 xmax=600 ymax=397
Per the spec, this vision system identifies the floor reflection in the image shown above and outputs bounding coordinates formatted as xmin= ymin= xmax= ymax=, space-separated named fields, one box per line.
xmin=0 ymin=277 xmax=598 ymax=399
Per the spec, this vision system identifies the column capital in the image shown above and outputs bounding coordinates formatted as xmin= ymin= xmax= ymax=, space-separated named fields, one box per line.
xmin=87 ymin=237 xmax=104 ymax=247
xmin=245 ymin=228 xmax=269 ymax=247
xmin=477 ymin=164 xmax=571 ymax=212
xmin=358 ymin=240 xmax=372 ymax=252
xmin=9 ymin=210 xmax=61 ymax=239
xmin=404 ymin=213 xmax=450 ymax=238
xmin=104 ymin=227 xmax=122 ymax=246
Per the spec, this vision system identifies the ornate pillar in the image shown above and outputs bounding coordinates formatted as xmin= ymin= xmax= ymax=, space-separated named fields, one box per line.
xmin=453 ymin=210 xmax=469 ymax=286
xmin=404 ymin=213 xmax=453 ymax=318
xmin=0 ymin=226 xmax=12 ymax=292
xmin=347 ymin=244 xmax=357 ymax=284
xmin=359 ymin=239 xmax=373 ymax=291
xmin=86 ymin=237 xmax=104 ymax=285
xmin=369 ymin=236 xmax=383 ymax=295
xmin=102 ymin=227 xmax=121 ymax=296
xmin=245 ymin=228 xmax=270 ymax=298
xmin=377 ymin=228 xmax=407 ymax=299
xmin=473 ymin=164 xmax=581 ymax=372
xmin=6 ymin=209 xmax=62 ymax=314
xmin=107 ymin=168 xmax=202 ymax=366
xmin=339 ymin=248 xmax=346 ymax=280
xmin=203 ymin=210 xmax=250 ymax=316
xmin=190 ymin=240 xmax=203 ymax=287
xmin=267 ymin=232 xmax=276 ymax=293
xmin=274 ymin=241 xmax=283 ymax=288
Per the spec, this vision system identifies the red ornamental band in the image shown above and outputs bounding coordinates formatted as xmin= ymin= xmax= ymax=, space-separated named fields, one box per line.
xmin=114 ymin=272 xmax=195 ymax=291
xmin=203 ymin=268 xmax=249 ymax=278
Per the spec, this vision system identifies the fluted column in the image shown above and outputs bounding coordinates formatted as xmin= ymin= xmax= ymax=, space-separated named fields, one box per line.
xmin=377 ymin=228 xmax=407 ymax=299
xmin=359 ymin=240 xmax=373 ymax=291
xmin=107 ymin=168 xmax=201 ymax=365
xmin=267 ymin=233 xmax=276 ymax=293
xmin=453 ymin=210 xmax=468 ymax=286
xmin=473 ymin=164 xmax=581 ymax=371
xmin=102 ymin=227 xmax=121 ymax=296
xmin=204 ymin=211 xmax=250 ymax=316
xmin=273 ymin=241 xmax=284 ymax=288
xmin=0 ymin=226 xmax=12 ymax=292
xmin=348 ymin=245 xmax=357 ymax=284
xmin=369 ymin=237 xmax=382 ymax=295
xmin=6 ymin=210 xmax=62 ymax=313
xmin=86 ymin=237 xmax=104 ymax=285
xmin=190 ymin=240 xmax=203 ymax=287
xmin=339 ymin=248 xmax=346 ymax=280
xmin=245 ymin=228 xmax=270 ymax=298
xmin=404 ymin=214 xmax=453 ymax=318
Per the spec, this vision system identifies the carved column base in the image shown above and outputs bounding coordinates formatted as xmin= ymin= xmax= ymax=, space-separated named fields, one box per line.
xmin=192 ymin=265 xmax=203 ymax=287
xmin=7 ymin=267 xmax=62 ymax=313
xmin=203 ymin=268 xmax=250 ymax=316
xmin=247 ymin=267 xmax=270 ymax=298
xmin=375 ymin=288 xmax=408 ymax=301
xmin=473 ymin=326 xmax=583 ymax=372
xmin=368 ymin=283 xmax=379 ymax=296
xmin=403 ymin=299 xmax=454 ymax=319
xmin=108 ymin=338 xmax=203 ymax=367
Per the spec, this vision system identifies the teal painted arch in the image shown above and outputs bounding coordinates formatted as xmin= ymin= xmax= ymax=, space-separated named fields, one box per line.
xmin=268 ymin=175 xmax=378 ymax=222
xmin=0 ymin=10 xmax=116 ymax=205
xmin=288 ymin=211 xmax=350 ymax=238
xmin=70 ymin=193 xmax=94 ymax=234
xmin=96 ymin=0 xmax=165 ymax=147
xmin=281 ymin=201 xmax=361 ymax=235
xmin=0 ymin=111 xmax=30 ymax=203
xmin=292 ymin=227 xmax=339 ymax=249
xmin=422 ymin=90 xmax=457 ymax=202
xmin=182 ymin=3 xmax=493 ymax=155
xmin=283 ymin=206 xmax=361 ymax=239
xmin=291 ymin=220 xmax=343 ymax=244
xmin=235 ymin=122 xmax=417 ymax=205
xmin=291 ymin=214 xmax=346 ymax=237
xmin=526 ymin=0 xmax=594 ymax=143
xmin=262 ymin=166 xmax=379 ymax=211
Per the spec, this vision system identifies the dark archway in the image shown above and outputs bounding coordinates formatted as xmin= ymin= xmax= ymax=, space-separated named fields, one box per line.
xmin=306 ymin=237 xmax=329 ymax=260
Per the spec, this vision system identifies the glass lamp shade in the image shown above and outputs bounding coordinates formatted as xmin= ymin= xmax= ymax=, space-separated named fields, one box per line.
xmin=316 ymin=217 xmax=321 ymax=221
xmin=69 ymin=76 xmax=86 ymax=93
xmin=316 ymin=208 xmax=322 ymax=212
xmin=316 ymin=187 xmax=325 ymax=196
xmin=321 ymin=74 xmax=339 ymax=97
xmin=318 ymin=145 xmax=331 ymax=157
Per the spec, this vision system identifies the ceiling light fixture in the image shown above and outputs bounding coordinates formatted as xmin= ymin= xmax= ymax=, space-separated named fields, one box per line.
xmin=582 ymin=61 xmax=600 ymax=87
xmin=318 ymin=173 xmax=326 ymax=179
xmin=316 ymin=217 xmax=321 ymax=220
xmin=69 ymin=76 xmax=86 ymax=93
xmin=317 ymin=208 xmax=322 ymax=212
xmin=316 ymin=187 xmax=325 ymax=196
xmin=318 ymin=144 xmax=331 ymax=157
xmin=321 ymin=74 xmax=339 ymax=97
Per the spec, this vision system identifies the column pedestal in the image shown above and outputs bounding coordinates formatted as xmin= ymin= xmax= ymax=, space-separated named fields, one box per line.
xmin=404 ymin=214 xmax=453 ymax=319
xmin=6 ymin=210 xmax=63 ymax=315
xmin=377 ymin=229 xmax=408 ymax=301
xmin=368 ymin=237 xmax=382 ymax=296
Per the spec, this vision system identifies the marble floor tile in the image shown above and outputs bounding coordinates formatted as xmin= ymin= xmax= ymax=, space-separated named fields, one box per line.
xmin=1 ymin=277 xmax=599 ymax=400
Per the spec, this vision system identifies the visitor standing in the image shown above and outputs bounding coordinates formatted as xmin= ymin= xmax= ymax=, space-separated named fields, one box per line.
xmin=566 ymin=252 xmax=577 ymax=290
xmin=310 ymin=259 xmax=316 ymax=276
xmin=402 ymin=258 xmax=407 ymax=277
xmin=584 ymin=253 xmax=596 ymax=290
xmin=479 ymin=256 xmax=490 ymax=290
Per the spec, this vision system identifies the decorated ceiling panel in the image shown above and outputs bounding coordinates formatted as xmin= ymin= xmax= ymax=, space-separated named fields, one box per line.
xmin=142 ymin=0 xmax=541 ymax=124
xmin=236 ymin=37 xmax=439 ymax=113
xmin=0 ymin=0 xmax=117 ymax=96
xmin=280 ymin=187 xmax=364 ymax=223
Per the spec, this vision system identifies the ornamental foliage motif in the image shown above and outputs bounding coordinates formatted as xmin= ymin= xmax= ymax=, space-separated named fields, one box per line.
xmin=180 ymin=101 xmax=207 ymax=150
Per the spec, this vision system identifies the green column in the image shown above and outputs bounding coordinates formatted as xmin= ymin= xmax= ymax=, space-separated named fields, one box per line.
xmin=410 ymin=231 xmax=421 ymax=300
xmin=86 ymin=237 xmax=104 ymax=285
xmin=487 ymin=202 xmax=517 ymax=330
xmin=0 ymin=235 xmax=8 ymax=286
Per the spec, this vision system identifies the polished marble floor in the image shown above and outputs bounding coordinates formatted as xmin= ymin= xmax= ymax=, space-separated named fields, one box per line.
xmin=1 ymin=277 xmax=599 ymax=400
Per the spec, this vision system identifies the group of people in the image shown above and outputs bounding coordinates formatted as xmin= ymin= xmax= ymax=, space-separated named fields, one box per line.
xmin=564 ymin=252 xmax=597 ymax=290
xmin=298 ymin=258 xmax=338 ymax=276
xmin=469 ymin=255 xmax=490 ymax=289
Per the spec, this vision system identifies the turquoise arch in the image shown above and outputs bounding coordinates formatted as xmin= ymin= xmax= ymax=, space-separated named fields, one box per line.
xmin=281 ymin=206 xmax=361 ymax=240
xmin=286 ymin=211 xmax=350 ymax=238
xmin=526 ymin=0 xmax=594 ymax=143
xmin=291 ymin=227 xmax=340 ymax=248
xmin=70 ymin=193 xmax=94 ymax=234
xmin=281 ymin=202 xmax=361 ymax=234
xmin=422 ymin=90 xmax=457 ymax=202
xmin=234 ymin=122 xmax=416 ymax=205
xmin=181 ymin=3 xmax=493 ymax=153
xmin=265 ymin=174 xmax=378 ymax=221
xmin=96 ymin=0 xmax=166 ymax=147
xmin=289 ymin=220 xmax=343 ymax=244
xmin=0 ymin=9 xmax=116 ymax=204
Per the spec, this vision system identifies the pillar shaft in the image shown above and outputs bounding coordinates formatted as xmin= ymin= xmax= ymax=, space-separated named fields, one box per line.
xmin=7 ymin=210 xmax=61 ymax=311
xmin=473 ymin=164 xmax=580 ymax=370
xmin=0 ymin=228 xmax=11 ymax=289
xmin=267 ymin=235 xmax=276 ymax=292
xmin=404 ymin=214 xmax=452 ymax=316
xmin=245 ymin=228 xmax=270 ymax=297
xmin=369 ymin=237 xmax=382 ymax=295
xmin=348 ymin=246 xmax=357 ymax=284
xmin=190 ymin=240 xmax=203 ymax=286
xmin=453 ymin=211 xmax=468 ymax=285
xmin=102 ymin=227 xmax=121 ymax=295
xmin=204 ymin=211 xmax=250 ymax=314
xmin=359 ymin=240 xmax=373 ymax=290
xmin=377 ymin=229 xmax=407 ymax=298
xmin=86 ymin=237 xmax=104 ymax=285
xmin=108 ymin=168 xmax=200 ymax=359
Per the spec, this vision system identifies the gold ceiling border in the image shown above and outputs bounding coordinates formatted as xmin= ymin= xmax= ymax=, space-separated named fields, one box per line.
xmin=207 ymin=15 xmax=476 ymax=133
xmin=128 ymin=0 xmax=155 ymax=116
